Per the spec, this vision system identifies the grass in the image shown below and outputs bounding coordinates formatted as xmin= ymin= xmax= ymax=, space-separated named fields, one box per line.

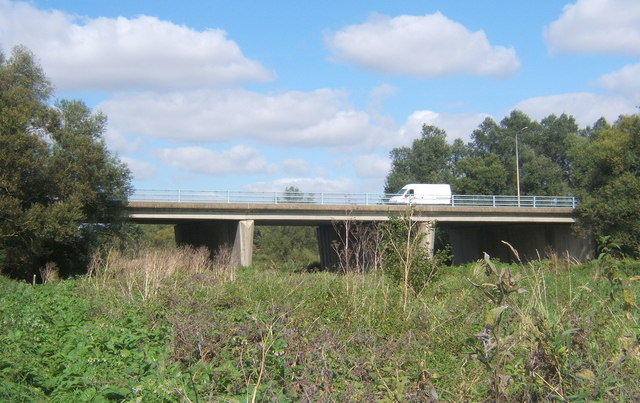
xmin=1 ymin=247 xmax=639 ymax=401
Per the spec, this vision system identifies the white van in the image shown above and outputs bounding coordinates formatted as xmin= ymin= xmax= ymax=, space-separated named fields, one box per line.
xmin=388 ymin=184 xmax=452 ymax=205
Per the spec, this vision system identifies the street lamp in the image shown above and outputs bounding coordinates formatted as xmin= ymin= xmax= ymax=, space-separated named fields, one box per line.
xmin=516 ymin=127 xmax=527 ymax=207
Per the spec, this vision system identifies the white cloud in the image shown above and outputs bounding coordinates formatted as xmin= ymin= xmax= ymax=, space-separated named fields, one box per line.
xmin=281 ymin=159 xmax=311 ymax=176
xmin=515 ymin=92 xmax=636 ymax=126
xmin=353 ymin=154 xmax=390 ymax=179
xmin=244 ymin=177 xmax=354 ymax=193
xmin=101 ymin=88 xmax=384 ymax=147
xmin=104 ymin=128 xmax=143 ymax=154
xmin=120 ymin=157 xmax=157 ymax=181
xmin=594 ymin=63 xmax=640 ymax=101
xmin=326 ymin=12 xmax=520 ymax=78
xmin=399 ymin=110 xmax=490 ymax=144
xmin=156 ymin=145 xmax=271 ymax=176
xmin=0 ymin=0 xmax=273 ymax=90
xmin=545 ymin=0 xmax=640 ymax=55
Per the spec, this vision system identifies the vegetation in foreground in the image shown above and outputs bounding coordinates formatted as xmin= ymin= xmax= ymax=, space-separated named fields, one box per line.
xmin=1 ymin=246 xmax=639 ymax=401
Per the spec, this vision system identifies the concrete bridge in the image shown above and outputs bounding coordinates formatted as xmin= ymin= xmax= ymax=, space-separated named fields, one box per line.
xmin=127 ymin=190 xmax=592 ymax=268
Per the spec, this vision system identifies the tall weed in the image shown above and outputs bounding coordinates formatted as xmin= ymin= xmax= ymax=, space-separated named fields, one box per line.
xmin=466 ymin=250 xmax=640 ymax=401
xmin=87 ymin=244 xmax=233 ymax=302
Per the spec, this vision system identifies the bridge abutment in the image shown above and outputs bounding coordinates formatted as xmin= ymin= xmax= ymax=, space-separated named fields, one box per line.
xmin=175 ymin=220 xmax=254 ymax=267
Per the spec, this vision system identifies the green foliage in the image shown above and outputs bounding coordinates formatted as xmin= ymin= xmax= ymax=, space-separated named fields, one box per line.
xmin=385 ymin=125 xmax=454 ymax=193
xmin=455 ymin=154 xmax=508 ymax=194
xmin=464 ymin=253 xmax=640 ymax=401
xmin=254 ymin=225 xmax=319 ymax=268
xmin=254 ymin=187 xmax=319 ymax=268
xmin=0 ymin=276 xmax=184 ymax=401
xmin=1 ymin=252 xmax=640 ymax=401
xmin=0 ymin=46 xmax=132 ymax=279
xmin=571 ymin=115 xmax=640 ymax=257
xmin=385 ymin=110 xmax=579 ymax=196
xmin=133 ymin=224 xmax=176 ymax=249
xmin=381 ymin=211 xmax=449 ymax=312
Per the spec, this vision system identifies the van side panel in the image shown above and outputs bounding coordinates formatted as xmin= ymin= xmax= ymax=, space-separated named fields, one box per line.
xmin=388 ymin=184 xmax=452 ymax=205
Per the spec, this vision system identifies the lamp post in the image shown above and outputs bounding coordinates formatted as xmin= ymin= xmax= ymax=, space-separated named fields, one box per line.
xmin=516 ymin=127 xmax=527 ymax=207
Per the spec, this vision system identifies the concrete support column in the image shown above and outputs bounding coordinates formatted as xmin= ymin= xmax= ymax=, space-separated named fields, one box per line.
xmin=317 ymin=224 xmax=340 ymax=270
xmin=417 ymin=221 xmax=436 ymax=257
xmin=174 ymin=220 xmax=254 ymax=267
xmin=233 ymin=220 xmax=255 ymax=267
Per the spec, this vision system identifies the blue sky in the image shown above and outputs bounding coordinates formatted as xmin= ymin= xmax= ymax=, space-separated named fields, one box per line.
xmin=1 ymin=0 xmax=639 ymax=194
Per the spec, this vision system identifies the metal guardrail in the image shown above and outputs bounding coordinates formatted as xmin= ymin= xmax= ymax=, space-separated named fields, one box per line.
xmin=450 ymin=195 xmax=577 ymax=208
xmin=130 ymin=189 xmax=577 ymax=208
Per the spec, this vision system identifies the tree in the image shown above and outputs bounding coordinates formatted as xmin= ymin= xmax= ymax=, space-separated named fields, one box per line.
xmin=455 ymin=154 xmax=508 ymax=195
xmin=460 ymin=110 xmax=575 ymax=196
xmin=0 ymin=46 xmax=132 ymax=279
xmin=385 ymin=125 xmax=453 ymax=193
xmin=536 ymin=113 xmax=579 ymax=179
xmin=519 ymin=152 xmax=569 ymax=195
xmin=570 ymin=114 xmax=640 ymax=256
xmin=386 ymin=111 xmax=574 ymax=196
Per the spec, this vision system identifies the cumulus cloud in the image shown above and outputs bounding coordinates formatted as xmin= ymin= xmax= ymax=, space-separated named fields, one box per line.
xmin=515 ymin=92 xmax=637 ymax=126
xmin=594 ymin=63 xmax=640 ymax=101
xmin=352 ymin=154 xmax=390 ymax=179
xmin=120 ymin=157 xmax=157 ymax=181
xmin=101 ymin=88 xmax=384 ymax=147
xmin=104 ymin=128 xmax=143 ymax=154
xmin=0 ymin=0 xmax=273 ymax=90
xmin=399 ymin=110 xmax=490 ymax=144
xmin=244 ymin=177 xmax=354 ymax=193
xmin=156 ymin=145 xmax=271 ymax=176
xmin=545 ymin=0 xmax=640 ymax=55
xmin=281 ymin=159 xmax=311 ymax=176
xmin=326 ymin=12 xmax=520 ymax=78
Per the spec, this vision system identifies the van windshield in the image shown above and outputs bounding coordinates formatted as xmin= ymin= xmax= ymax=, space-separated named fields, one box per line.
xmin=395 ymin=189 xmax=406 ymax=195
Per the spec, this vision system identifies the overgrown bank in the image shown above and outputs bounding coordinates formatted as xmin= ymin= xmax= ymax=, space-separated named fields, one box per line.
xmin=1 ymin=248 xmax=639 ymax=401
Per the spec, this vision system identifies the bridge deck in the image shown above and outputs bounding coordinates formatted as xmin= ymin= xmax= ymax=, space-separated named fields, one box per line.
xmin=127 ymin=201 xmax=576 ymax=225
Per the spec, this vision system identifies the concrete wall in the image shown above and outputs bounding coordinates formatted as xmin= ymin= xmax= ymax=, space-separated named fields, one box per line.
xmin=445 ymin=223 xmax=593 ymax=264
xmin=174 ymin=220 xmax=254 ymax=267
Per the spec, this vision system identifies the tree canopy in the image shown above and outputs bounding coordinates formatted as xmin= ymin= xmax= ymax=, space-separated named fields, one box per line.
xmin=0 ymin=46 xmax=132 ymax=279
xmin=386 ymin=110 xmax=577 ymax=196
xmin=570 ymin=115 xmax=640 ymax=256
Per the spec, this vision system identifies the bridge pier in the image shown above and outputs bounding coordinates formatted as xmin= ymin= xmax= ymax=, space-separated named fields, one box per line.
xmin=445 ymin=223 xmax=593 ymax=264
xmin=175 ymin=220 xmax=254 ymax=267
xmin=317 ymin=225 xmax=340 ymax=270
xmin=418 ymin=221 xmax=436 ymax=257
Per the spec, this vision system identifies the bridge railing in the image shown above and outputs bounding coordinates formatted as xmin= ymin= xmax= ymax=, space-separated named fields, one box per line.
xmin=130 ymin=189 xmax=577 ymax=208
xmin=450 ymin=195 xmax=577 ymax=208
